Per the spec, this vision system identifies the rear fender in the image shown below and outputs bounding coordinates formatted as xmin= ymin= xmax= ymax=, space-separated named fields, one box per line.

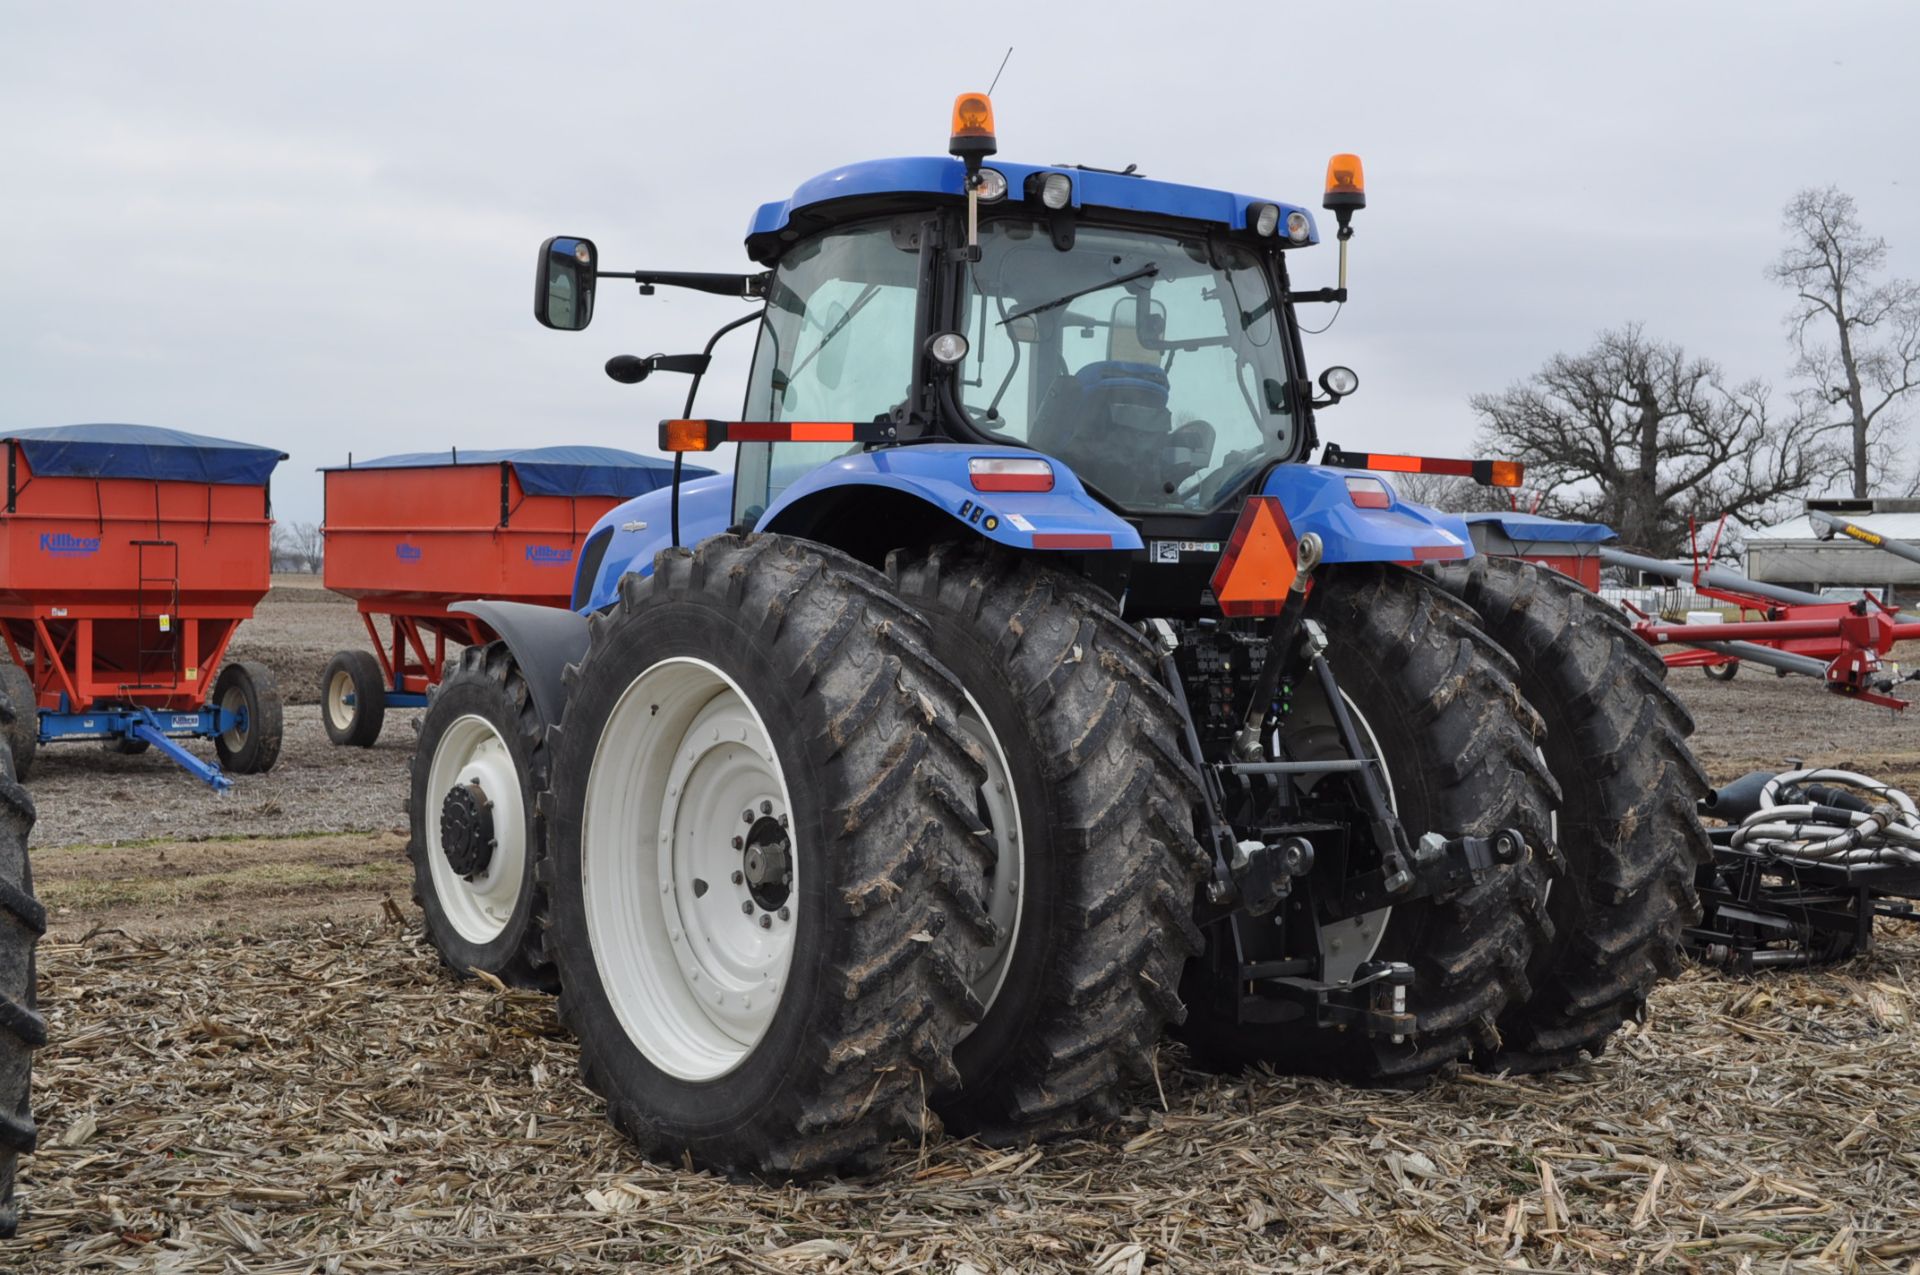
xmin=758 ymin=443 xmax=1142 ymax=556
xmin=447 ymin=600 xmax=588 ymax=726
xmin=1262 ymin=464 xmax=1473 ymax=564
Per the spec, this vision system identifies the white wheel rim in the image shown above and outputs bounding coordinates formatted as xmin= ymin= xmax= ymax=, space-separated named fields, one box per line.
xmin=219 ymin=685 xmax=248 ymax=751
xmin=955 ymin=692 xmax=1025 ymax=1022
xmin=1285 ymin=689 xmax=1394 ymax=985
xmin=425 ymin=713 xmax=529 ymax=945
xmin=582 ymin=657 xmax=797 ymax=1082
xmin=326 ymin=669 xmax=356 ymax=731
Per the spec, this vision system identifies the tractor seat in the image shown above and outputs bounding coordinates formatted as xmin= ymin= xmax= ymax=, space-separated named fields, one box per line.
xmin=1030 ymin=361 xmax=1173 ymax=497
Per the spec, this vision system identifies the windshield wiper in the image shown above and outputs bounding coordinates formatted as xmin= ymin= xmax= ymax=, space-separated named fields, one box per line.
xmin=1000 ymin=263 xmax=1158 ymax=326
xmin=785 ymin=283 xmax=880 ymax=382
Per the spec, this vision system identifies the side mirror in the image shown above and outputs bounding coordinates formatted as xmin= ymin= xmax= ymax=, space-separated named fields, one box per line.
xmin=535 ymin=236 xmax=598 ymax=330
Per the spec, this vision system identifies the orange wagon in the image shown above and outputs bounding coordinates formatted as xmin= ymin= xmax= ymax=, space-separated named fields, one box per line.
xmin=318 ymin=446 xmax=705 ymax=745
xmin=0 ymin=424 xmax=288 ymax=789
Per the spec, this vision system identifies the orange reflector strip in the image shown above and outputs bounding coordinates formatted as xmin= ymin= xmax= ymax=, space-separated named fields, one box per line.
xmin=1487 ymin=460 xmax=1524 ymax=488
xmin=660 ymin=420 xmax=718 ymax=452
xmin=1322 ymin=446 xmax=1525 ymax=489
xmin=658 ymin=420 xmax=875 ymax=451
xmin=1210 ymin=497 xmax=1300 ymax=617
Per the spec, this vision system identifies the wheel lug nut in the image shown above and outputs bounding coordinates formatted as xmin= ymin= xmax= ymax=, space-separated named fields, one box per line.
xmin=759 ymin=800 xmax=772 ymax=815
xmin=758 ymin=914 xmax=772 ymax=929
xmin=779 ymin=813 xmax=789 ymax=828
xmin=731 ymin=870 xmax=744 ymax=885
xmin=741 ymin=900 xmax=754 ymax=915
xmin=777 ymin=906 xmax=790 ymax=922
xmin=732 ymin=836 xmax=744 ymax=850
xmin=742 ymin=809 xmax=755 ymax=824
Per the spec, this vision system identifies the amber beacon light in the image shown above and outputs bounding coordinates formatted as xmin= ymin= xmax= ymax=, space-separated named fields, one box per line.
xmin=949 ymin=93 xmax=997 ymax=160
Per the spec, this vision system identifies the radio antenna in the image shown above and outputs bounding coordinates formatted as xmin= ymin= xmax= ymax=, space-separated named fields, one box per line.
xmin=987 ymin=47 xmax=1013 ymax=95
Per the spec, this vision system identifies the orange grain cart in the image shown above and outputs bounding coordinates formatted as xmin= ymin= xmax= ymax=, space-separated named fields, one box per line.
xmin=0 ymin=424 xmax=288 ymax=789
xmin=318 ymin=447 xmax=698 ymax=746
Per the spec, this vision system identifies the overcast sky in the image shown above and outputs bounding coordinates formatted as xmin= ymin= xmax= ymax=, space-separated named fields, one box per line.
xmin=4 ymin=1 xmax=1915 ymax=524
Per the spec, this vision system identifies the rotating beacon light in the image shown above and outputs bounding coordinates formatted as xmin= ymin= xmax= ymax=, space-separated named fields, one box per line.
xmin=1322 ymin=152 xmax=1366 ymax=293
xmin=950 ymin=92 xmax=998 ymax=250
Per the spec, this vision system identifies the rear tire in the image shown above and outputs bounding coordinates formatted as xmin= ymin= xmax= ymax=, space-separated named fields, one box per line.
xmin=1432 ymin=556 xmax=1710 ymax=1071
xmin=1176 ymin=564 xmax=1558 ymax=1083
xmin=0 ymin=748 xmax=44 ymax=1239
xmin=407 ymin=642 xmax=555 ymax=992
xmin=889 ymin=544 xmax=1206 ymax=1141
xmin=321 ymin=649 xmax=387 ymax=747
xmin=0 ymin=665 xmax=36 ymax=782
xmin=212 ymin=660 xmax=283 ymax=775
xmin=542 ymin=535 xmax=993 ymax=1176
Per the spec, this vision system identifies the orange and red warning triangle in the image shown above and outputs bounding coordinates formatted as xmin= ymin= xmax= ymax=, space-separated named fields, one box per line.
xmin=1210 ymin=497 xmax=1301 ymax=617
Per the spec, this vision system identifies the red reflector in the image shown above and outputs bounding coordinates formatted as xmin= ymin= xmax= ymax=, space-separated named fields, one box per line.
xmin=1032 ymin=533 xmax=1112 ymax=549
xmin=968 ymin=457 xmax=1055 ymax=492
xmin=1411 ymin=543 xmax=1467 ymax=561
xmin=1211 ymin=497 xmax=1300 ymax=616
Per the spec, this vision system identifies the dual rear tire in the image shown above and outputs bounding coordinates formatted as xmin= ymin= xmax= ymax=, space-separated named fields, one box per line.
xmin=540 ymin=536 xmax=996 ymax=1175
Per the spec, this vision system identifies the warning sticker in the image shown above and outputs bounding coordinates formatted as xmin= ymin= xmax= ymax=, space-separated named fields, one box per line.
xmin=1150 ymin=540 xmax=1222 ymax=564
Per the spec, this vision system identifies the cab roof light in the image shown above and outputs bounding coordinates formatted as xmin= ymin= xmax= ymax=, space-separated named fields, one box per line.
xmin=949 ymin=92 xmax=997 ymax=159
xmin=968 ymin=456 xmax=1054 ymax=492
xmin=1320 ymin=444 xmax=1524 ymax=488
xmin=658 ymin=420 xmax=897 ymax=453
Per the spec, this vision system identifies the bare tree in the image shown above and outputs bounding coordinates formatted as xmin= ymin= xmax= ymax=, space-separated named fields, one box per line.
xmin=1470 ymin=324 xmax=1830 ymax=558
xmin=1771 ymin=186 xmax=1920 ymax=497
xmin=271 ymin=521 xmax=324 ymax=573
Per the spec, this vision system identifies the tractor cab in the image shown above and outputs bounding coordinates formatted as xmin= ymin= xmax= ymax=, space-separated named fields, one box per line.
xmin=533 ymin=94 xmax=1406 ymax=618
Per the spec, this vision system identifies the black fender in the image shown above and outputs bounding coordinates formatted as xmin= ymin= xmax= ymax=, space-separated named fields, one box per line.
xmin=447 ymin=600 xmax=589 ymax=727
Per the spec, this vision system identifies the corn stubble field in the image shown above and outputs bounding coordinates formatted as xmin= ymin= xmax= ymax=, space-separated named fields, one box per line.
xmin=6 ymin=584 xmax=1920 ymax=1273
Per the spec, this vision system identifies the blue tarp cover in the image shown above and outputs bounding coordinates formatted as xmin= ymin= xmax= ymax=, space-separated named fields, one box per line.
xmin=326 ymin=446 xmax=711 ymax=499
xmin=5 ymin=423 xmax=287 ymax=486
xmin=1462 ymin=511 xmax=1618 ymax=544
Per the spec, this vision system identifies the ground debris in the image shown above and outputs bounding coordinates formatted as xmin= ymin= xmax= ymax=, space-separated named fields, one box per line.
xmin=4 ymin=919 xmax=1918 ymax=1272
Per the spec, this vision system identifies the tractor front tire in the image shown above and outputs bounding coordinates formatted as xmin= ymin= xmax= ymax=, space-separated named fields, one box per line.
xmin=0 ymin=665 xmax=36 ymax=782
xmin=0 ymin=749 xmax=44 ymax=1238
xmin=407 ymin=642 xmax=555 ymax=992
xmin=213 ymin=660 xmax=284 ymax=775
xmin=321 ymin=649 xmax=388 ymax=748
xmin=889 ymin=545 xmax=1206 ymax=1141
xmin=1177 ymin=564 xmax=1558 ymax=1083
xmin=1432 ymin=556 xmax=1710 ymax=1071
xmin=541 ymin=535 xmax=993 ymax=1176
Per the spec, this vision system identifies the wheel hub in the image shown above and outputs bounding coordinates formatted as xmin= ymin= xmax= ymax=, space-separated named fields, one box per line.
xmin=440 ymin=780 xmax=497 ymax=878
xmin=741 ymin=816 xmax=792 ymax=910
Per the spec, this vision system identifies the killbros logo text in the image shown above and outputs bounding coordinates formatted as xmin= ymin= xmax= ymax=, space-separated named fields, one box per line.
xmin=39 ymin=533 xmax=101 ymax=557
xmin=525 ymin=545 xmax=573 ymax=566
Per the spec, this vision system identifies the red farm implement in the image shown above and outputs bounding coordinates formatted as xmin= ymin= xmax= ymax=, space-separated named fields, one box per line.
xmin=317 ymin=447 xmax=700 ymax=746
xmin=0 ymin=424 xmax=288 ymax=789
xmin=1600 ymin=511 xmax=1920 ymax=709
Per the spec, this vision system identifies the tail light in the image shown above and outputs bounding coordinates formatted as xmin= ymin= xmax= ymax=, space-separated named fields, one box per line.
xmin=969 ymin=457 xmax=1054 ymax=492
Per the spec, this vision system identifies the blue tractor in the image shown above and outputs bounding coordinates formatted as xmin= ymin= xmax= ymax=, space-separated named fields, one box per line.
xmin=404 ymin=94 xmax=1710 ymax=1175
